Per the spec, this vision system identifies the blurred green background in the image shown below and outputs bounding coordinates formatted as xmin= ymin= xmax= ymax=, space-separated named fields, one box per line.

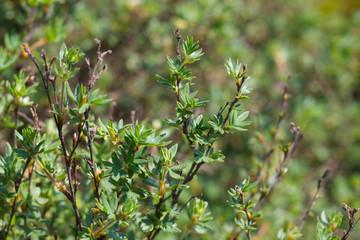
xmin=1 ymin=0 xmax=360 ymax=239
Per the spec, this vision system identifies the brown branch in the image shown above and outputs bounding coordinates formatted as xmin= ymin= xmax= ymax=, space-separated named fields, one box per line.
xmin=85 ymin=38 xmax=112 ymax=92
xmin=84 ymin=123 xmax=101 ymax=202
xmin=24 ymin=46 xmax=82 ymax=233
xmin=23 ymin=46 xmax=57 ymax=115
xmin=179 ymin=194 xmax=203 ymax=212
xmin=17 ymin=111 xmax=34 ymax=125
xmin=131 ymin=110 xmax=136 ymax=132
xmin=255 ymin=122 xmax=301 ymax=211
xmin=174 ymin=27 xmax=182 ymax=60
xmin=298 ymin=169 xmax=330 ymax=231
xmin=255 ymin=75 xmax=291 ymax=184
xmin=14 ymin=112 xmax=19 ymax=147
xmin=341 ymin=203 xmax=360 ymax=240
xmin=82 ymin=39 xmax=111 ymax=204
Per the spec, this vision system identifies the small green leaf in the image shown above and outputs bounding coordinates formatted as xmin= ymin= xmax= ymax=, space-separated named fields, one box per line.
xmin=168 ymin=169 xmax=183 ymax=179
xmin=66 ymin=82 xmax=77 ymax=104
xmin=59 ymin=42 xmax=67 ymax=63
xmin=79 ymin=103 xmax=90 ymax=114
xmin=13 ymin=148 xmax=28 ymax=159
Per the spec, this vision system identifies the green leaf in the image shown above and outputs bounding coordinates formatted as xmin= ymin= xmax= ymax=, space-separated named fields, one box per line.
xmin=169 ymin=144 xmax=178 ymax=160
xmin=4 ymin=32 xmax=24 ymax=52
xmin=168 ymin=169 xmax=183 ymax=179
xmin=156 ymin=74 xmax=171 ymax=86
xmin=167 ymin=56 xmax=183 ymax=75
xmin=208 ymin=120 xmax=224 ymax=134
xmin=66 ymin=82 xmax=77 ymax=104
xmin=183 ymin=37 xmax=204 ymax=63
xmin=133 ymin=158 xmax=148 ymax=164
xmin=170 ymin=164 xmax=186 ymax=171
xmin=15 ymin=130 xmax=24 ymax=143
xmin=79 ymin=103 xmax=90 ymax=114
xmin=109 ymin=193 xmax=118 ymax=213
xmin=237 ymin=111 xmax=249 ymax=122
xmin=59 ymin=42 xmax=67 ymax=63
xmin=241 ymin=84 xmax=253 ymax=95
xmin=228 ymin=110 xmax=251 ymax=132
xmin=142 ymin=178 xmax=160 ymax=188
xmin=13 ymin=148 xmax=29 ymax=159
xmin=0 ymin=47 xmax=17 ymax=71
xmin=46 ymin=18 xmax=67 ymax=43
xmin=225 ymin=58 xmax=245 ymax=79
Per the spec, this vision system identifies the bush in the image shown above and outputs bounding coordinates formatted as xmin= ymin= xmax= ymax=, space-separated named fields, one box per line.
xmin=1 ymin=1 xmax=360 ymax=239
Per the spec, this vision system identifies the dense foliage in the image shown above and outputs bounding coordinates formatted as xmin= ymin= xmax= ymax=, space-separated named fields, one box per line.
xmin=1 ymin=0 xmax=360 ymax=239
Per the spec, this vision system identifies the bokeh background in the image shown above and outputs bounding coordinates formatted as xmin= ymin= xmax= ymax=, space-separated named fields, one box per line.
xmin=1 ymin=0 xmax=360 ymax=239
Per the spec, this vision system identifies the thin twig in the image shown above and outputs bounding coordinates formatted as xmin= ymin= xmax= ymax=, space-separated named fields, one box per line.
xmin=179 ymin=194 xmax=203 ymax=212
xmin=85 ymin=123 xmax=101 ymax=202
xmin=13 ymin=106 xmax=19 ymax=146
xmin=17 ymin=111 xmax=34 ymax=125
xmin=131 ymin=110 xmax=136 ymax=132
xmin=174 ymin=27 xmax=182 ymax=60
xmin=85 ymin=38 xmax=112 ymax=92
xmin=24 ymin=46 xmax=82 ymax=233
xmin=255 ymin=75 xmax=291 ymax=184
xmin=341 ymin=203 xmax=360 ymax=240
xmin=216 ymin=102 xmax=230 ymax=118
xmin=298 ymin=169 xmax=330 ymax=231
xmin=254 ymin=111 xmax=267 ymax=150
xmin=82 ymin=39 xmax=111 ymax=204
xmin=255 ymin=122 xmax=301 ymax=211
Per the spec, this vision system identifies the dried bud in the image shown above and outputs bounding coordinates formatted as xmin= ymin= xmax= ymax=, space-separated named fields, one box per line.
xmin=242 ymin=64 xmax=247 ymax=72
xmin=85 ymin=58 xmax=91 ymax=67
xmin=174 ymin=27 xmax=181 ymax=39
xmin=290 ymin=122 xmax=300 ymax=137
xmin=50 ymin=56 xmax=58 ymax=67
xmin=41 ymin=49 xmax=47 ymax=60
xmin=94 ymin=38 xmax=101 ymax=47
xmin=100 ymin=50 xmax=112 ymax=58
